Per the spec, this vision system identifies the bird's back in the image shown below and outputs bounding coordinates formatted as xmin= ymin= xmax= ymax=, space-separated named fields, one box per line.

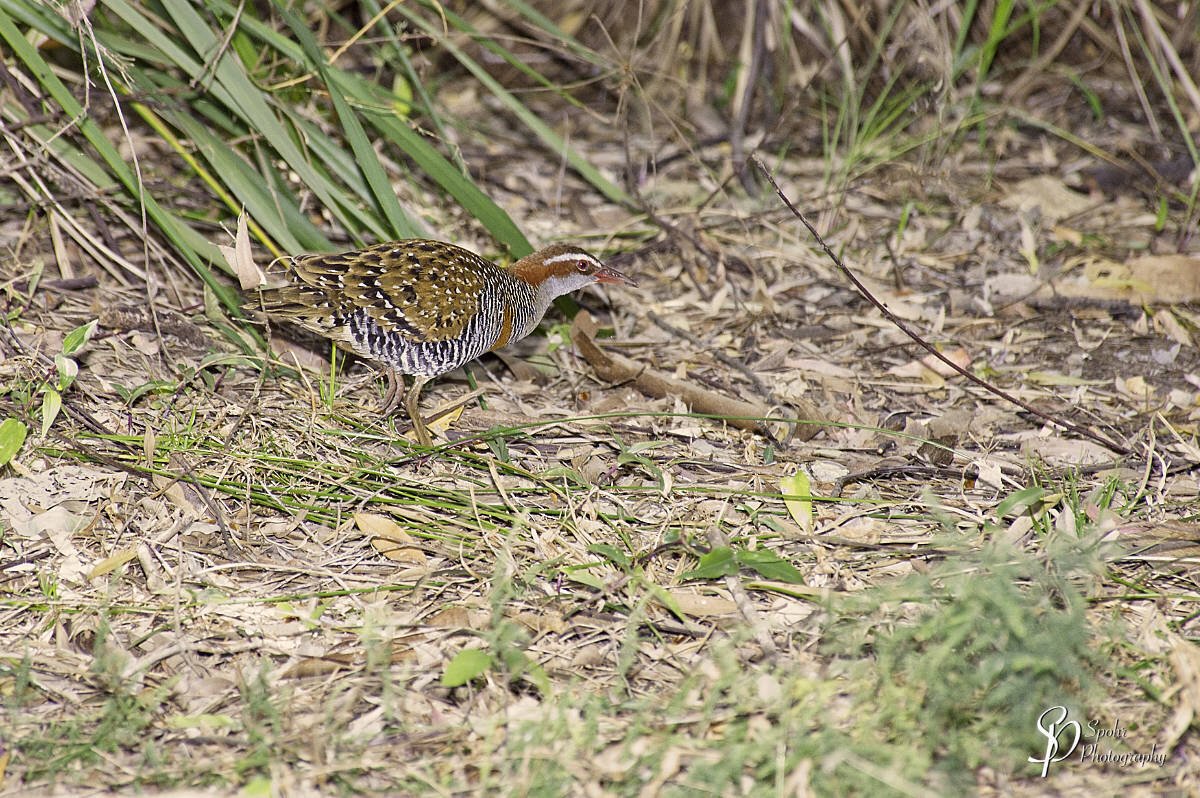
xmin=255 ymin=239 xmax=530 ymax=377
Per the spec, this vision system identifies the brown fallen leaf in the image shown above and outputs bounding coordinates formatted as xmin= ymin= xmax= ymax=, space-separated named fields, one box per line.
xmin=666 ymin=590 xmax=738 ymax=617
xmin=356 ymin=511 xmax=428 ymax=564
xmin=220 ymin=210 xmax=266 ymax=291
xmin=88 ymin=547 xmax=139 ymax=580
xmin=571 ymin=312 xmax=823 ymax=442
xmin=280 ymin=654 xmax=357 ymax=678
xmin=510 ymin=610 xmax=567 ymax=634
xmin=1112 ymin=520 xmax=1200 ymax=562
xmin=1127 ymin=255 xmax=1200 ymax=304
xmin=426 ymin=606 xmax=489 ymax=629
xmin=1000 ymin=175 xmax=1094 ymax=223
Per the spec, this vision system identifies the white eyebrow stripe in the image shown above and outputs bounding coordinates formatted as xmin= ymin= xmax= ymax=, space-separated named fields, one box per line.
xmin=542 ymin=252 xmax=598 ymax=266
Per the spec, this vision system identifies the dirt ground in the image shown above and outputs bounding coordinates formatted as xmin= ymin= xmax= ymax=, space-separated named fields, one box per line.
xmin=3 ymin=6 xmax=1200 ymax=796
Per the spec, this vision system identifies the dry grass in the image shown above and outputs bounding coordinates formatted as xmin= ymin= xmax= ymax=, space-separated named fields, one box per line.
xmin=3 ymin=1 xmax=1200 ymax=795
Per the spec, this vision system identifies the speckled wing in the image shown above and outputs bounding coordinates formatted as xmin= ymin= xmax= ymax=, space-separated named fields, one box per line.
xmin=252 ymin=263 xmax=353 ymax=343
xmin=285 ymin=240 xmax=497 ymax=344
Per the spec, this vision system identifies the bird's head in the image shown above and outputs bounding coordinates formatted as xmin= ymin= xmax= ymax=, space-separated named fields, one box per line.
xmin=510 ymin=243 xmax=636 ymax=299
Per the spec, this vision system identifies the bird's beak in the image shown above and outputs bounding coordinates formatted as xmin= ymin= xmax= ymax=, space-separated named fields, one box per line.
xmin=595 ymin=264 xmax=637 ymax=287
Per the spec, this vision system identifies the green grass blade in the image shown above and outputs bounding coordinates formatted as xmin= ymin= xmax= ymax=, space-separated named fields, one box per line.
xmin=496 ymin=0 xmax=611 ymax=70
xmin=165 ymin=109 xmax=327 ymax=254
xmin=336 ymin=71 xmax=534 ymax=256
xmin=356 ymin=0 xmax=468 ymax=173
xmin=0 ymin=6 xmax=240 ymax=314
xmin=152 ymin=0 xmax=380 ymax=242
xmin=394 ymin=3 xmax=632 ymax=208
xmin=205 ymin=0 xmax=533 ymax=254
xmin=276 ymin=4 xmax=423 ymax=240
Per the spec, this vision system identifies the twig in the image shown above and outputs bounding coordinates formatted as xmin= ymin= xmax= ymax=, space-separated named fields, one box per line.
xmin=832 ymin=465 xmax=956 ymax=498
xmin=751 ymin=154 xmax=1132 ymax=457
xmin=646 ymin=310 xmax=772 ymax=399
xmin=729 ymin=0 xmax=769 ymax=193
xmin=572 ymin=312 xmax=811 ymax=443
xmin=12 ymin=275 xmax=100 ymax=293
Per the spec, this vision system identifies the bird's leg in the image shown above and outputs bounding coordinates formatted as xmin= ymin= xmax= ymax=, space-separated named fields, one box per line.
xmin=380 ymin=369 xmax=404 ymax=416
xmin=404 ymin=375 xmax=433 ymax=446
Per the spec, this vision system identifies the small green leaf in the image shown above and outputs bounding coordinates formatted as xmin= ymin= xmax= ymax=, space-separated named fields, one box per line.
xmin=537 ymin=466 xmax=588 ymax=487
xmin=682 ymin=547 xmax=737 ymax=580
xmin=40 ymin=389 xmax=62 ymax=436
xmin=996 ymin=486 xmax=1047 ymax=518
xmin=116 ymin=379 xmax=178 ymax=405
xmin=0 ymin=418 xmax=28 ymax=467
xmin=587 ymin=543 xmax=630 ymax=569
xmin=543 ymin=322 xmax=572 ymax=353
xmin=566 ymin=570 xmax=604 ymax=590
xmin=391 ymin=73 xmax=413 ymax=117
xmin=780 ymin=469 xmax=813 ymax=533
xmin=54 ymin=353 xmax=78 ymax=392
xmin=441 ymin=647 xmax=492 ymax=687
xmin=486 ymin=435 xmax=509 ymax=462
xmin=165 ymin=712 xmax=238 ymax=731
xmin=736 ymin=549 xmax=806 ymax=584
xmin=239 ymin=776 xmax=273 ymax=798
xmin=61 ymin=319 xmax=98 ymax=355
xmin=522 ymin=661 xmax=550 ymax=695
xmin=646 ymin=582 xmax=687 ymax=623
xmin=496 ymin=645 xmax=529 ymax=674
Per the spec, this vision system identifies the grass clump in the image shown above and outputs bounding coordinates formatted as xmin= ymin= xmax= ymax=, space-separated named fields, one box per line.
xmin=824 ymin=534 xmax=1102 ymax=792
xmin=7 ymin=616 xmax=171 ymax=784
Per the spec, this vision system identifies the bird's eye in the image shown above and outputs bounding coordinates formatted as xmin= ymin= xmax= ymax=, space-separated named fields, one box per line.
xmin=576 ymin=261 xmax=590 ymax=273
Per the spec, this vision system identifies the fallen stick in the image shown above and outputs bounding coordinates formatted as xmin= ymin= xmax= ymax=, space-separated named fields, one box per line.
xmin=572 ymin=312 xmax=823 ymax=443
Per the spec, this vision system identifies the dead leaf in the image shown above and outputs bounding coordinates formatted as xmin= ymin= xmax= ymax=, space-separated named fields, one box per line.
xmin=223 ymin=211 xmax=264 ymax=291
xmin=1153 ymin=310 xmax=1194 ymax=347
xmin=89 ymin=547 xmax=139 ymax=579
xmin=0 ymin=466 xmax=124 ymax=532
xmin=426 ymin=606 xmax=489 ymax=629
xmin=407 ymin=403 xmax=465 ymax=443
xmin=1128 ymin=255 xmax=1200 ymax=304
xmin=152 ymin=473 xmax=203 ymax=517
xmin=1001 ymin=176 xmax=1094 ymax=223
xmin=831 ymin=517 xmax=885 ymax=544
xmin=510 ymin=610 xmax=567 ymax=634
xmin=1111 ymin=520 xmax=1200 ymax=561
xmin=1115 ymin=376 xmax=1155 ymax=401
xmin=1046 ymin=255 xmax=1200 ymax=306
xmin=357 ymin=512 xmax=427 ymax=564
xmin=664 ymin=590 xmax=737 ymax=617
xmin=920 ymin=347 xmax=971 ymax=377
xmin=888 ymin=358 xmax=944 ymax=386
xmin=888 ymin=348 xmax=969 ymax=385
xmin=1020 ymin=437 xmax=1117 ymax=466
xmin=1162 ymin=634 xmax=1200 ymax=749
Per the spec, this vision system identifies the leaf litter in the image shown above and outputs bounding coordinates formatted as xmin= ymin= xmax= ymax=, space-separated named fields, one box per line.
xmin=3 ymin=9 xmax=1200 ymax=797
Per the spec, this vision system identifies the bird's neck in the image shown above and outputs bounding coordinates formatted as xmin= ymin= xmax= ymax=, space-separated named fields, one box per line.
xmin=506 ymin=252 xmax=551 ymax=286
xmin=497 ymin=266 xmax=575 ymax=340
xmin=499 ymin=273 xmax=564 ymax=338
